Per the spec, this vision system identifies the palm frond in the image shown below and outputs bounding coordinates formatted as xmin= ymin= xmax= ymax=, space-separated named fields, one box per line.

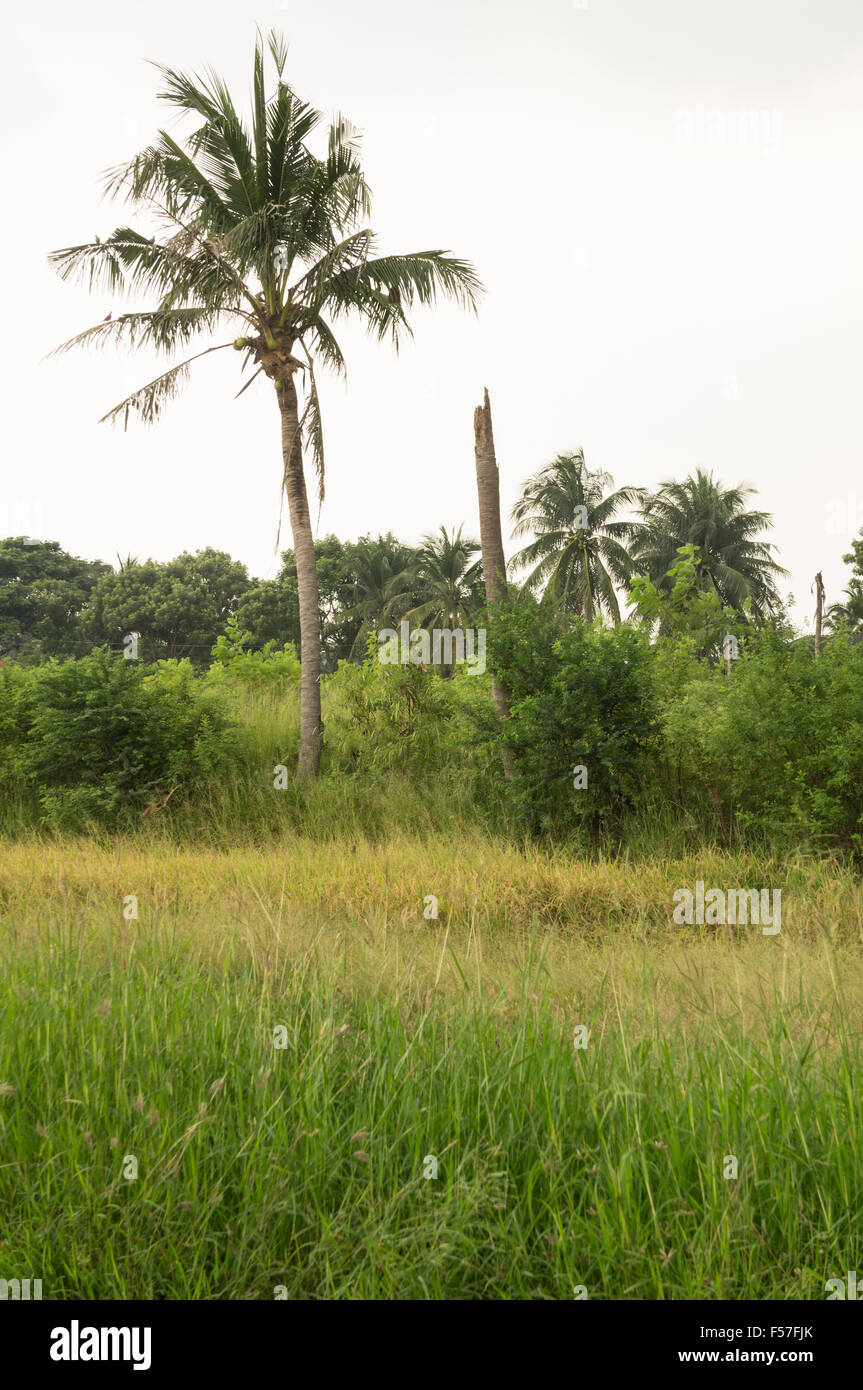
xmin=99 ymin=343 xmax=233 ymax=428
xmin=48 ymin=237 xmax=130 ymax=295
xmin=359 ymin=251 xmax=483 ymax=312
xmin=297 ymin=349 xmax=325 ymax=504
xmin=302 ymin=315 xmax=347 ymax=376
xmin=266 ymin=29 xmax=289 ymax=78
xmin=252 ymin=39 xmax=270 ymax=207
xmin=290 ymin=229 xmax=372 ymax=312
xmin=49 ymin=308 xmax=227 ymax=358
xmin=48 ymin=225 xmax=253 ymax=317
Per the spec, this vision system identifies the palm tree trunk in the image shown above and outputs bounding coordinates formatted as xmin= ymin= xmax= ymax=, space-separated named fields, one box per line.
xmin=278 ymin=376 xmax=322 ymax=777
xmin=473 ymin=387 xmax=514 ymax=780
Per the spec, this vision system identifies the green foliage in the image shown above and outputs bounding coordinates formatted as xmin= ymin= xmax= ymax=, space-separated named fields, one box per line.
xmin=628 ymin=544 xmax=754 ymax=659
xmin=2 ymin=572 xmax=863 ymax=855
xmin=0 ymin=650 xmax=236 ymax=830
xmin=402 ymin=525 xmax=483 ymax=650
xmin=827 ymin=527 xmax=863 ymax=633
xmin=490 ymin=601 xmax=657 ymax=834
xmin=323 ymin=632 xmax=462 ymax=775
xmin=509 ymin=450 xmax=642 ymax=621
xmin=208 ymin=616 xmax=300 ymax=690
xmin=233 ymin=535 xmax=357 ymax=670
xmin=83 ymin=548 xmax=251 ymax=663
xmin=0 ymin=538 xmax=109 ymax=661
xmin=0 ymin=661 xmax=34 ymax=780
xmin=339 ymin=533 xmax=420 ymax=660
xmin=711 ymin=629 xmax=863 ymax=851
xmin=231 ymin=576 xmax=298 ymax=652
xmin=645 ymin=627 xmax=863 ymax=852
xmin=632 ymin=468 xmax=786 ymax=621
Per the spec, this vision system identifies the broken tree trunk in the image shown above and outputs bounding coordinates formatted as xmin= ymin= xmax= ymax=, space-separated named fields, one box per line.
xmin=473 ymin=387 xmax=514 ymax=780
xmin=814 ymin=570 xmax=824 ymax=659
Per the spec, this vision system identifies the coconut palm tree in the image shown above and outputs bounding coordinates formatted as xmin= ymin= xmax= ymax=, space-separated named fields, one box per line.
xmin=632 ymin=469 xmax=786 ymax=620
xmin=510 ymin=450 xmax=643 ymax=621
xmin=48 ymin=31 xmax=482 ymax=775
xmin=825 ymin=529 xmax=863 ymax=635
xmin=403 ymin=525 xmax=483 ymax=675
xmin=341 ymin=536 xmax=417 ymax=659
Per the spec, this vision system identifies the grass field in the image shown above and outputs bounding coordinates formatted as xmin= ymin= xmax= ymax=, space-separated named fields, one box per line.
xmin=0 ymin=834 xmax=861 ymax=1299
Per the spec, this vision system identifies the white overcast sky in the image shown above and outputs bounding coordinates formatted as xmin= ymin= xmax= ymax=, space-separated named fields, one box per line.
xmin=2 ymin=0 xmax=862 ymax=628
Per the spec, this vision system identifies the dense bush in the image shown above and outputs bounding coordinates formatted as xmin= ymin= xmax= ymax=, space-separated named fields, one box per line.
xmin=323 ymin=634 xmax=471 ymax=777
xmin=489 ymin=601 xmax=658 ymax=834
xmin=645 ymin=628 xmax=863 ymax=853
xmin=712 ymin=629 xmax=863 ymax=851
xmin=0 ymin=650 xmax=237 ymax=830
xmin=207 ymin=617 xmax=300 ymax=693
xmin=1 ymin=609 xmax=862 ymax=856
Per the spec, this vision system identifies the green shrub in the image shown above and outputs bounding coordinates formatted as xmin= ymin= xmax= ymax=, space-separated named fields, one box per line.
xmin=712 ymin=629 xmax=863 ymax=852
xmin=207 ymin=616 xmax=300 ymax=693
xmin=323 ymin=635 xmax=462 ymax=776
xmin=489 ymin=603 xmax=658 ymax=835
xmin=0 ymin=650 xmax=237 ymax=830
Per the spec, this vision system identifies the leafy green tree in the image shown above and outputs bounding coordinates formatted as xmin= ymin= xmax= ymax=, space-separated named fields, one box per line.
xmin=510 ymin=451 xmax=642 ymax=621
xmin=324 ymin=630 xmax=459 ymax=774
xmin=82 ymin=548 xmax=250 ymax=662
xmin=49 ymin=31 xmax=481 ymax=776
xmin=234 ymin=535 xmax=355 ymax=669
xmin=0 ymin=538 xmax=109 ymax=661
xmin=632 ymin=469 xmax=786 ymax=621
xmin=228 ymin=573 xmax=298 ymax=652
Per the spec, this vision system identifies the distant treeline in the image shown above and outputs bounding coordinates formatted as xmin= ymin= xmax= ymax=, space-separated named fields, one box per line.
xmin=3 ymin=459 xmax=863 ymax=671
xmin=0 ymin=530 xmax=467 ymax=671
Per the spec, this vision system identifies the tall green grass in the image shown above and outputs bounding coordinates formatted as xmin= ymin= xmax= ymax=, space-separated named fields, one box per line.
xmin=0 ymin=844 xmax=861 ymax=1299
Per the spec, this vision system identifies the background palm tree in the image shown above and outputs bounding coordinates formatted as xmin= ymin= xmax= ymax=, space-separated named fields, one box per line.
xmin=510 ymin=450 xmax=643 ymax=621
xmin=632 ymin=469 xmax=786 ymax=621
xmin=49 ymin=31 xmax=481 ymax=775
xmin=404 ymin=525 xmax=483 ymax=675
xmin=341 ymin=536 xmax=416 ymax=658
xmin=825 ymin=528 xmax=863 ymax=636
